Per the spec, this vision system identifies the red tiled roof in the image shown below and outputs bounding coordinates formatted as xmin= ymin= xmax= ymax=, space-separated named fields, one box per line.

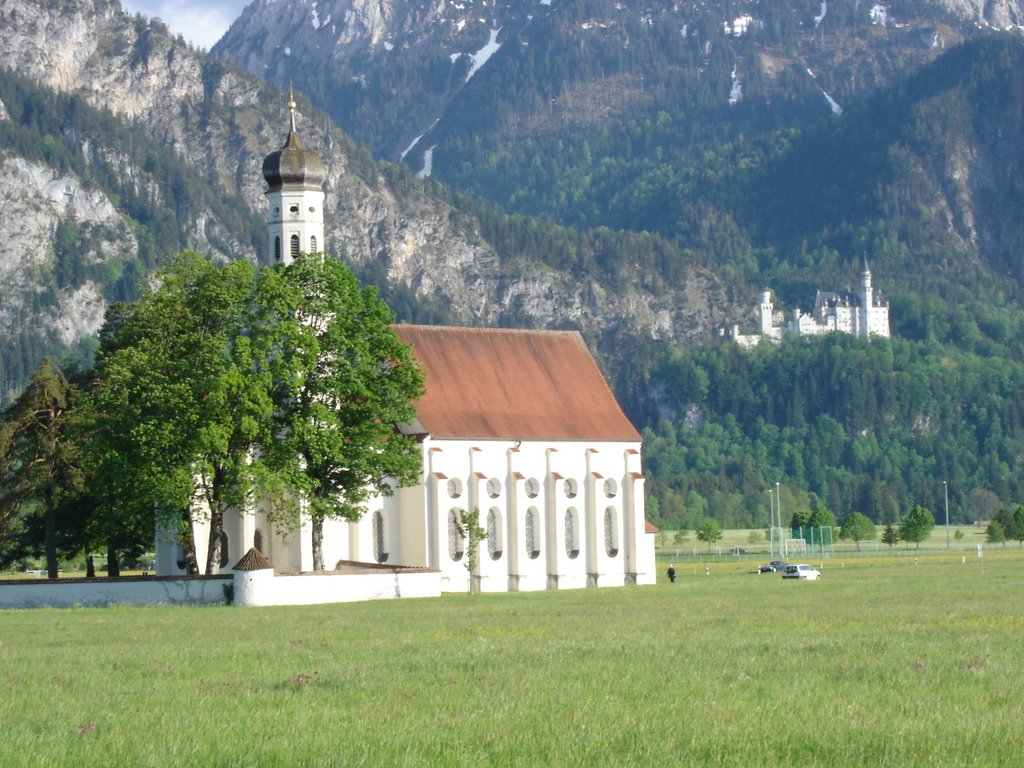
xmin=393 ymin=326 xmax=641 ymax=442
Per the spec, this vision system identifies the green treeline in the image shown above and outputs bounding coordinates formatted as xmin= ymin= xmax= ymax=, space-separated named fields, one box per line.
xmin=638 ymin=334 xmax=1024 ymax=531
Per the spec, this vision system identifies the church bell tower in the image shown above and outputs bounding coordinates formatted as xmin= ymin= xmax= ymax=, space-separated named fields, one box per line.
xmin=262 ymin=89 xmax=326 ymax=265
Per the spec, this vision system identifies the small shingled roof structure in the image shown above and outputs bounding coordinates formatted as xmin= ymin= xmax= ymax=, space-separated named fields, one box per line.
xmin=233 ymin=548 xmax=273 ymax=571
xmin=392 ymin=325 xmax=641 ymax=442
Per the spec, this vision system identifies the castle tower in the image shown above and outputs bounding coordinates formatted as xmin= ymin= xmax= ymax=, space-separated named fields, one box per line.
xmin=859 ymin=258 xmax=873 ymax=339
xmin=262 ymin=89 xmax=326 ymax=265
xmin=759 ymin=289 xmax=774 ymax=336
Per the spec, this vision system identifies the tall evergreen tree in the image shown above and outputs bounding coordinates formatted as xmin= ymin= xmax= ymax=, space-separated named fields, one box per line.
xmin=0 ymin=360 xmax=83 ymax=578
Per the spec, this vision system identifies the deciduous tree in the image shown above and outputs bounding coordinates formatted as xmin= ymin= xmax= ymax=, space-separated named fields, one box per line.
xmin=899 ymin=505 xmax=935 ymax=549
xmin=90 ymin=252 xmax=271 ymax=574
xmin=696 ymin=518 xmax=722 ymax=550
xmin=839 ymin=512 xmax=877 ymax=551
xmin=986 ymin=520 xmax=1006 ymax=546
xmin=254 ymin=256 xmax=425 ymax=572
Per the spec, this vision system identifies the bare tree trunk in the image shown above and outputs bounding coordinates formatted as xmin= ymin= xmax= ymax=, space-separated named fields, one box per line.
xmin=85 ymin=553 xmax=95 ymax=578
xmin=312 ymin=515 xmax=324 ymax=572
xmin=178 ymin=509 xmax=200 ymax=576
xmin=44 ymin=489 xmax=58 ymax=580
xmin=106 ymin=544 xmax=120 ymax=578
xmin=205 ymin=510 xmax=224 ymax=575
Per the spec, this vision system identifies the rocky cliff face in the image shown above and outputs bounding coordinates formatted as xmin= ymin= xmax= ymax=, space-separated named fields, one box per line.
xmin=0 ymin=0 xmax=727 ymax=402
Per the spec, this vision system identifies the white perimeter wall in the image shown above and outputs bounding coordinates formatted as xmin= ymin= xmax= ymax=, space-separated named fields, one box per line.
xmin=0 ymin=576 xmax=231 ymax=609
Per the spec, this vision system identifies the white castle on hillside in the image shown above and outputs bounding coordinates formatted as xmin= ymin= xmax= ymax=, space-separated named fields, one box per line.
xmin=730 ymin=262 xmax=890 ymax=347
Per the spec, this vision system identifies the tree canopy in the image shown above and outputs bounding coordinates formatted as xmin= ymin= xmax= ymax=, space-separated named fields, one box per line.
xmin=899 ymin=506 xmax=936 ymax=549
xmin=252 ymin=255 xmax=425 ymax=572
xmin=4 ymin=251 xmax=426 ymax=576
xmin=696 ymin=518 xmax=723 ymax=550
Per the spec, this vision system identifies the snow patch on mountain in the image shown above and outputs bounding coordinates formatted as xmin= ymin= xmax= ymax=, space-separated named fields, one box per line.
xmin=466 ymin=28 xmax=502 ymax=81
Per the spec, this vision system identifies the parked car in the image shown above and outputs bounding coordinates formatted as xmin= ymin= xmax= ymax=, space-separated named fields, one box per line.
xmin=782 ymin=563 xmax=821 ymax=580
xmin=758 ymin=560 xmax=786 ymax=573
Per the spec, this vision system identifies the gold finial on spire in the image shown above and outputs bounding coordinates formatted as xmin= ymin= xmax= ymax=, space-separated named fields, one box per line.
xmin=288 ymin=81 xmax=297 ymax=133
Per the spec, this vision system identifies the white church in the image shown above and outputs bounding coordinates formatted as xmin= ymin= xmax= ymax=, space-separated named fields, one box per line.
xmin=731 ymin=263 xmax=891 ymax=347
xmin=154 ymin=97 xmax=657 ymax=597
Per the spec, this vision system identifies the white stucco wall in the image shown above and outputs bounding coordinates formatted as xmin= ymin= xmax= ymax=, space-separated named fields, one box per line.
xmin=232 ymin=567 xmax=441 ymax=607
xmin=155 ymin=436 xmax=656 ymax=597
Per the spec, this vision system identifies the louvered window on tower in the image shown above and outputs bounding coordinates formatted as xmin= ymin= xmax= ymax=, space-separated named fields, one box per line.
xmin=290 ymin=234 xmax=300 ymax=260
xmin=274 ymin=236 xmax=281 ymax=261
xmin=310 ymin=235 xmax=317 ymax=253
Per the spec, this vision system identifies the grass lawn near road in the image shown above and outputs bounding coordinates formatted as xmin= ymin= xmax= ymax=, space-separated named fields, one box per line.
xmin=1 ymin=554 xmax=1022 ymax=767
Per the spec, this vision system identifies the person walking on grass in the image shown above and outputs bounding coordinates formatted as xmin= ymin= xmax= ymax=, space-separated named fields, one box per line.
xmin=667 ymin=564 xmax=676 ymax=583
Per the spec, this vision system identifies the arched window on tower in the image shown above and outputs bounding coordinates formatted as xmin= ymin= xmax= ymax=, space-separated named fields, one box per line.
xmin=274 ymin=236 xmax=281 ymax=262
xmin=372 ymin=511 xmax=388 ymax=563
xmin=290 ymin=234 xmax=300 ymax=260
xmin=310 ymin=235 xmax=317 ymax=253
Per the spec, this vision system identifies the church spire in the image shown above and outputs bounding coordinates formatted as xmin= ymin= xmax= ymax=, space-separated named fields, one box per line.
xmin=261 ymin=88 xmax=326 ymax=265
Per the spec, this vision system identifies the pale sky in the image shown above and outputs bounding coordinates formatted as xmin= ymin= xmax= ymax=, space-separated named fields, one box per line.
xmin=119 ymin=0 xmax=252 ymax=50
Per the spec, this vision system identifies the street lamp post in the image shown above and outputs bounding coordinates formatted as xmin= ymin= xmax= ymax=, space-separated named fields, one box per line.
xmin=776 ymin=481 xmax=782 ymax=557
xmin=943 ymin=480 xmax=950 ymax=549
xmin=768 ymin=489 xmax=774 ymax=558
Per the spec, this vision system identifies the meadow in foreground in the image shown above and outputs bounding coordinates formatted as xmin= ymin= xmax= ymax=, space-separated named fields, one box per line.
xmin=1 ymin=553 xmax=1021 ymax=767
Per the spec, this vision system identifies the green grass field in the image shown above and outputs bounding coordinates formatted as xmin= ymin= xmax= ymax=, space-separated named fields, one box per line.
xmin=2 ymin=553 xmax=1022 ymax=767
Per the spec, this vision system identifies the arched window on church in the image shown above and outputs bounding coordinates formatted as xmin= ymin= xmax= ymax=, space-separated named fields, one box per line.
xmin=253 ymin=529 xmax=264 ymax=554
xmin=487 ymin=507 xmax=503 ymax=561
xmin=274 ymin=236 xmax=281 ymax=262
xmin=372 ymin=511 xmax=388 ymax=563
xmin=448 ymin=508 xmax=464 ymax=562
xmin=310 ymin=235 xmax=317 ymax=253
xmin=604 ymin=507 xmax=619 ymax=558
xmin=525 ymin=508 xmax=540 ymax=560
xmin=290 ymin=234 xmax=300 ymax=260
xmin=565 ymin=508 xmax=580 ymax=559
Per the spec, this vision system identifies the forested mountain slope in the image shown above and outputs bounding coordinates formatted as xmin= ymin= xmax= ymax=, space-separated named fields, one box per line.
xmin=0 ymin=0 xmax=727 ymax=404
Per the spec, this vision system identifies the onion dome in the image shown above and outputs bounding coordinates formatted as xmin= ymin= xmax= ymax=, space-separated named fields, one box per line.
xmin=262 ymin=91 xmax=325 ymax=192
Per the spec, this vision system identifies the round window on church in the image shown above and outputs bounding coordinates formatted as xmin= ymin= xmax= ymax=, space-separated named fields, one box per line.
xmin=525 ymin=478 xmax=540 ymax=498
xmin=603 ymin=478 xmax=618 ymax=498
xmin=289 ymin=204 xmax=299 ymax=214
xmin=447 ymin=478 xmax=463 ymax=499
xmin=486 ymin=478 xmax=501 ymax=498
xmin=564 ymin=478 xmax=578 ymax=499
